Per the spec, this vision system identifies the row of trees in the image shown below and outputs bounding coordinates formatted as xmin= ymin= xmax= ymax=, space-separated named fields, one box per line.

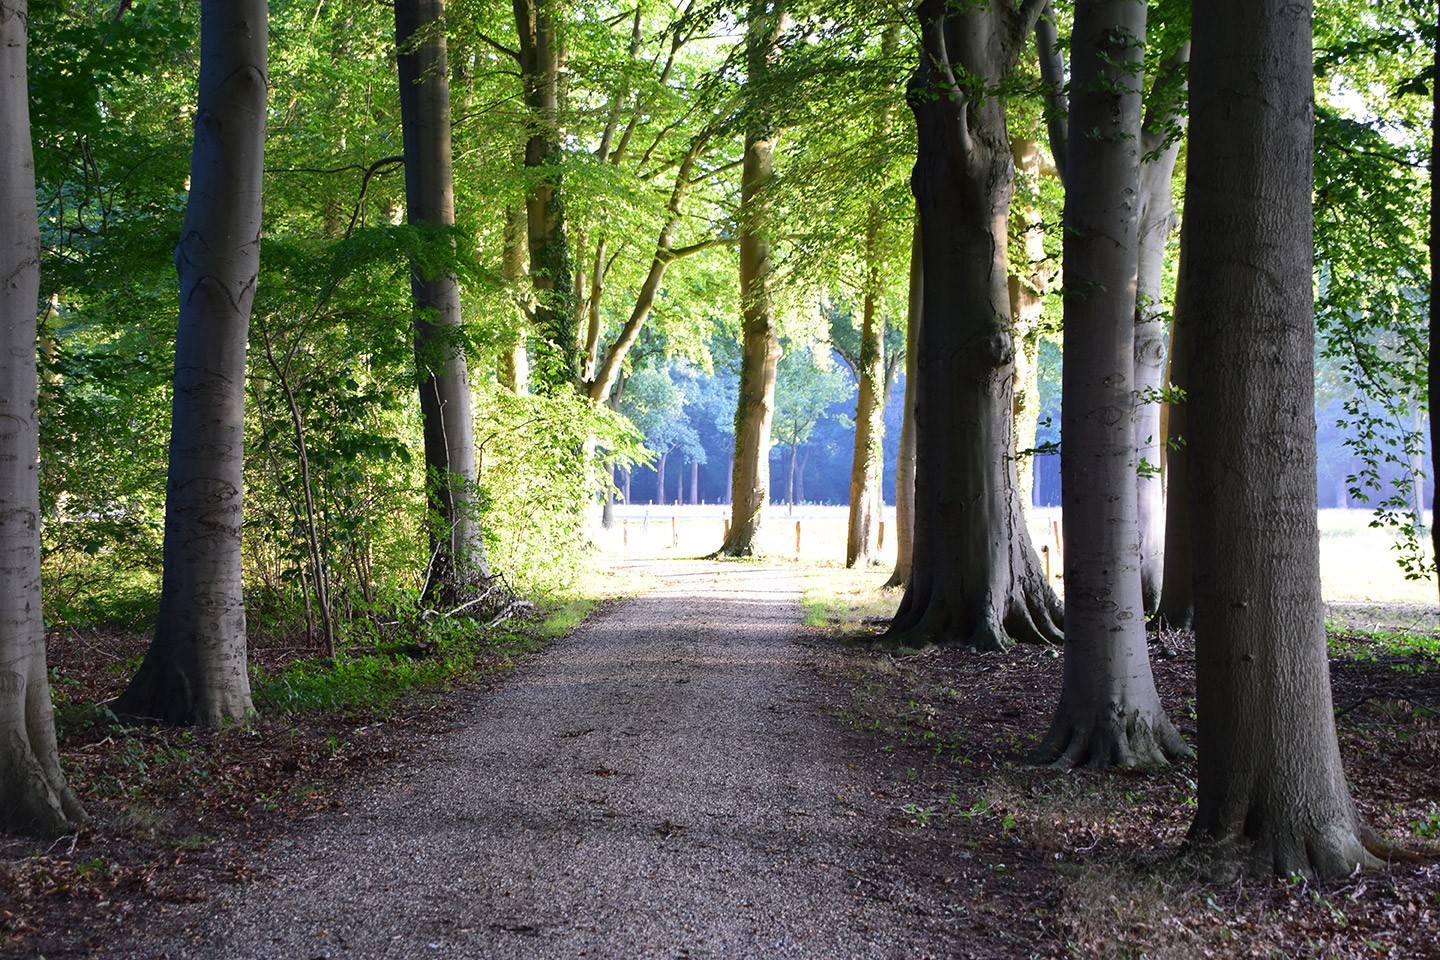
xmin=1 ymin=0 xmax=1432 ymax=880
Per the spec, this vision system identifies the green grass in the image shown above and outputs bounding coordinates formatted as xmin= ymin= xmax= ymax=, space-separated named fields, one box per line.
xmin=799 ymin=563 xmax=901 ymax=635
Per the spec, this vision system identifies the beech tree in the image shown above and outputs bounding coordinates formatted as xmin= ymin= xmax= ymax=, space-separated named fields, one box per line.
xmin=513 ymin=0 xmax=577 ymax=392
xmin=718 ymin=0 xmax=785 ymax=557
xmin=0 ymin=0 xmax=87 ymax=835
xmin=887 ymin=0 xmax=1062 ymax=648
xmin=396 ymin=0 xmax=489 ymax=602
xmin=114 ymin=0 xmax=267 ymax=725
xmin=1184 ymin=0 xmax=1380 ymax=875
xmin=1034 ymin=0 xmax=1188 ymax=769
xmin=1133 ymin=37 xmax=1189 ymax=613
xmin=885 ymin=216 xmax=921 ymax=588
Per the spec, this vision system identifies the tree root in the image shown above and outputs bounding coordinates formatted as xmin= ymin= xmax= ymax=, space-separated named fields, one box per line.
xmin=1031 ymin=702 xmax=1192 ymax=770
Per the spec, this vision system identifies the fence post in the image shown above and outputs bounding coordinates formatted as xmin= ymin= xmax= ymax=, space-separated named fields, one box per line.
xmin=623 ymin=519 xmax=628 ymax=549
xmin=672 ymin=515 xmax=678 ymax=548
xmin=795 ymin=520 xmax=802 ymax=559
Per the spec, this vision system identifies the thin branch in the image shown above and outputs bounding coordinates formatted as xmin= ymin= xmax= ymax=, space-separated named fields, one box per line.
xmin=477 ymin=31 xmax=521 ymax=61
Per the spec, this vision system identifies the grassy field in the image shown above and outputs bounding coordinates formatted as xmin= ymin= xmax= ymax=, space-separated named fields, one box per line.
xmin=592 ymin=503 xmax=1437 ymax=603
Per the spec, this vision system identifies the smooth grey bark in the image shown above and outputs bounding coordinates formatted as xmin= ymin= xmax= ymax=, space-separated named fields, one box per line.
xmin=887 ymin=0 xmax=1063 ymax=649
xmin=1153 ymin=223 xmax=1193 ymax=629
xmin=114 ymin=0 xmax=265 ymax=725
xmin=513 ymin=0 xmax=577 ymax=392
xmin=1184 ymin=0 xmax=1379 ymax=877
xmin=884 ymin=215 xmax=921 ymax=588
xmin=397 ymin=0 xmax=489 ymax=602
xmin=1133 ymin=43 xmax=1190 ymax=614
xmin=0 ymin=0 xmax=87 ymax=835
xmin=1033 ymin=0 xmax=1188 ymax=770
xmin=718 ymin=0 xmax=784 ymax=558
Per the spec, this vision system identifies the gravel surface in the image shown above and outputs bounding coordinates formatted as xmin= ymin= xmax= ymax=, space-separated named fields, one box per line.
xmin=161 ymin=560 xmax=942 ymax=959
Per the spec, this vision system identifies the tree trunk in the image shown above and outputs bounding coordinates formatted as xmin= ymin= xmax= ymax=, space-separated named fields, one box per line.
xmin=888 ymin=0 xmax=1062 ymax=649
xmin=846 ymin=206 xmax=886 ymax=565
xmin=500 ymin=203 xmax=530 ymax=394
xmin=690 ymin=460 xmax=699 ymax=505
xmin=513 ymin=0 xmax=576 ymax=392
xmin=115 ymin=0 xmax=265 ymax=725
xmin=1134 ymin=43 xmax=1190 ymax=614
xmin=885 ymin=215 xmax=922 ymax=588
xmin=397 ymin=0 xmax=489 ymax=605
xmin=1431 ymin=2 xmax=1438 ymax=597
xmin=718 ymin=0 xmax=784 ymax=558
xmin=1184 ymin=0 xmax=1379 ymax=876
xmin=1154 ymin=221 xmax=1194 ymax=629
xmin=1033 ymin=0 xmax=1188 ymax=770
xmin=656 ymin=449 xmax=668 ymax=506
xmin=846 ymin=24 xmax=899 ymax=569
xmin=787 ymin=440 xmax=798 ymax=512
xmin=1008 ymin=137 xmax=1051 ymax=514
xmin=0 ymin=0 xmax=87 ymax=835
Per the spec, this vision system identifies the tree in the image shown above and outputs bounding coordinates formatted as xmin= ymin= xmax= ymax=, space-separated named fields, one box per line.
xmin=514 ymin=0 xmax=577 ymax=392
xmin=396 ymin=0 xmax=489 ymax=603
xmin=114 ymin=0 xmax=267 ymax=725
xmin=843 ymin=22 xmax=902 ymax=568
xmin=1432 ymin=0 xmax=1438 ymax=598
xmin=1183 ymin=0 xmax=1381 ymax=875
xmin=885 ymin=215 xmax=922 ymax=588
xmin=718 ymin=0 xmax=786 ymax=557
xmin=1033 ymin=0 xmax=1188 ymax=769
xmin=774 ymin=344 xmax=850 ymax=511
xmin=1133 ymin=33 xmax=1189 ymax=613
xmin=0 ymin=0 xmax=87 ymax=835
xmin=887 ymin=0 xmax=1063 ymax=649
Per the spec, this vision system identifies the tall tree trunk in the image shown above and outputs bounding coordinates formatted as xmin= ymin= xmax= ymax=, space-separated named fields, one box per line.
xmin=846 ymin=204 xmax=886 ymax=565
xmin=0 ymin=0 xmax=87 ymax=835
xmin=888 ymin=0 xmax=1062 ymax=649
xmin=397 ymin=0 xmax=489 ymax=604
xmin=718 ymin=0 xmax=784 ymax=558
xmin=500 ymin=203 xmax=530 ymax=394
xmin=1154 ymin=221 xmax=1194 ymax=629
xmin=1033 ymin=0 xmax=1188 ymax=769
xmin=846 ymin=23 xmax=899 ymax=569
xmin=514 ymin=0 xmax=576 ymax=392
xmin=656 ymin=449 xmax=668 ymax=505
xmin=885 ymin=215 xmax=922 ymax=588
xmin=1184 ymin=0 xmax=1379 ymax=876
xmin=1134 ymin=43 xmax=1190 ymax=614
xmin=115 ymin=0 xmax=265 ymax=725
xmin=690 ymin=460 xmax=699 ymax=505
xmin=1008 ymin=137 xmax=1051 ymax=514
xmin=1431 ymin=2 xmax=1438 ymax=597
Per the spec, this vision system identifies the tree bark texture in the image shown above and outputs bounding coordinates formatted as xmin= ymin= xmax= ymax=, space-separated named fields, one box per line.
xmin=514 ymin=0 xmax=577 ymax=392
xmin=397 ymin=0 xmax=489 ymax=602
xmin=0 ymin=0 xmax=87 ymax=835
xmin=718 ymin=0 xmax=784 ymax=558
xmin=885 ymin=215 xmax=922 ymax=588
xmin=1133 ymin=43 xmax=1190 ymax=614
xmin=114 ymin=0 xmax=265 ymax=725
xmin=845 ymin=24 xmax=900 ymax=569
xmin=1008 ymin=136 xmax=1051 ymax=514
xmin=846 ymin=206 xmax=887 ymax=566
xmin=1184 ymin=0 xmax=1379 ymax=876
xmin=500 ymin=202 xmax=530 ymax=394
xmin=889 ymin=0 xmax=1062 ymax=649
xmin=1431 ymin=4 xmax=1438 ymax=596
xmin=1154 ymin=223 xmax=1194 ymax=629
xmin=1034 ymin=0 xmax=1188 ymax=769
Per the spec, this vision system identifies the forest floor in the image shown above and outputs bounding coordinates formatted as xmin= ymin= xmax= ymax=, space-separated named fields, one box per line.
xmin=2 ymin=557 xmax=1439 ymax=958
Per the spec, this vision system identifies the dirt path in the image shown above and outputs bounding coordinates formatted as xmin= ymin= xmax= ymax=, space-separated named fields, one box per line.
xmin=157 ymin=560 xmax=950 ymax=959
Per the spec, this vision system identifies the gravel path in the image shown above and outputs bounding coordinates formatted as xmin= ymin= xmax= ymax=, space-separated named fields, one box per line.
xmin=173 ymin=560 xmax=942 ymax=959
